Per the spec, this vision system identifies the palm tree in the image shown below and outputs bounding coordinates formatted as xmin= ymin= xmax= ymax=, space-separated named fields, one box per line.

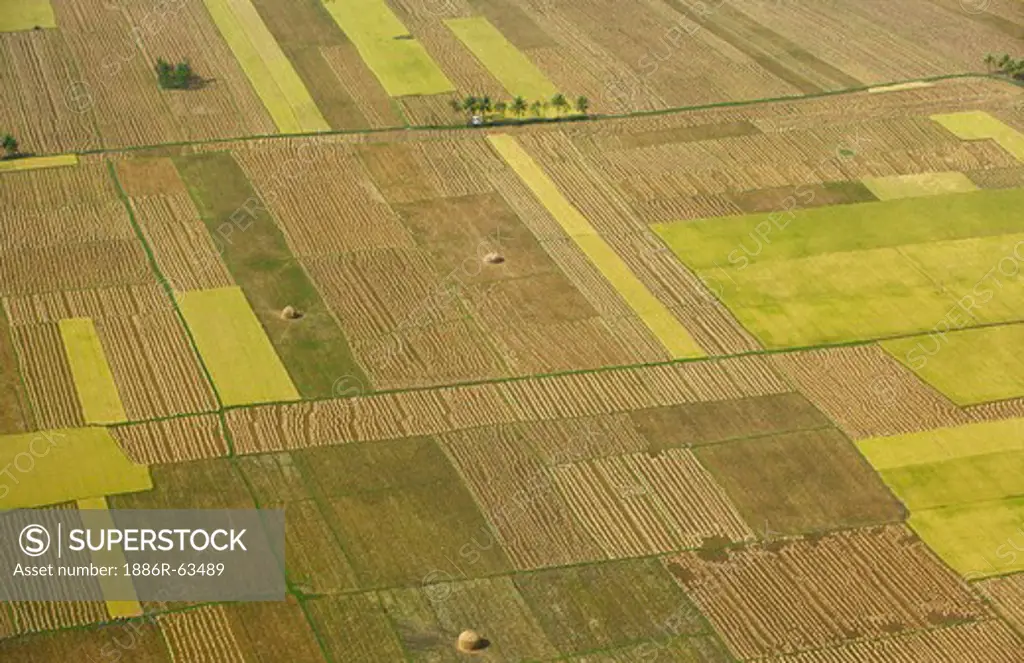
xmin=983 ymin=53 xmax=997 ymax=72
xmin=530 ymin=100 xmax=544 ymax=117
xmin=551 ymin=93 xmax=569 ymax=116
xmin=480 ymin=95 xmax=493 ymax=117
xmin=494 ymin=101 xmax=508 ymax=117
xmin=575 ymin=96 xmax=590 ymax=115
xmin=462 ymin=95 xmax=479 ymax=114
xmin=1 ymin=133 xmax=18 ymax=159
xmin=511 ymin=96 xmax=528 ymax=118
xmin=998 ymin=54 xmax=1012 ymax=72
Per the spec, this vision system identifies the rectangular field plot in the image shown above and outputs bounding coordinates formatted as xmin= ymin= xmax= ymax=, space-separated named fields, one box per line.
xmin=381 ymin=576 xmax=557 ymax=661
xmin=318 ymin=0 xmax=453 ymax=96
xmin=58 ymin=318 xmax=126 ymax=424
xmin=0 ymin=428 xmax=151 ymax=510
xmin=695 ymin=429 xmax=903 ymax=536
xmin=513 ymin=558 xmax=708 ymax=657
xmin=0 ymin=620 xmax=170 ymax=662
xmin=0 ymin=0 xmax=55 ymax=32
xmin=446 ymin=17 xmax=556 ymax=99
xmin=858 ymin=420 xmax=1024 ymax=577
xmin=861 ymin=171 xmax=978 ymax=200
xmin=653 ymin=188 xmax=1024 ymax=347
xmin=883 ymin=324 xmax=1024 ymax=406
xmin=664 ymin=525 xmax=988 ymax=659
xmin=176 ymin=286 xmax=299 ymax=406
xmin=303 ymin=593 xmax=403 ymax=662
xmin=202 ymin=0 xmax=329 ymax=133
xmin=0 ymin=154 xmax=76 ymax=173
xmin=910 ymin=498 xmax=1024 ymax=578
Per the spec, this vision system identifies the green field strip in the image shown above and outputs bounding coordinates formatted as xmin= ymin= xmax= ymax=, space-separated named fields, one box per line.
xmin=173 ymin=152 xmax=367 ymax=398
xmin=861 ymin=171 xmax=978 ymax=200
xmin=202 ymin=0 xmax=329 ymax=133
xmin=0 ymin=0 xmax=56 ymax=31
xmin=0 ymin=154 xmax=77 ymax=173
xmin=77 ymin=496 xmax=144 ymax=620
xmin=445 ymin=16 xmax=556 ymax=100
xmin=909 ymin=497 xmax=1024 ymax=578
xmin=652 ymin=187 xmax=1024 ymax=269
xmin=58 ymin=318 xmax=127 ymax=425
xmin=488 ymin=134 xmax=704 ymax=359
xmin=318 ymin=0 xmax=453 ymax=97
xmin=857 ymin=419 xmax=1024 ymax=471
xmin=0 ymin=428 xmax=151 ymax=509
xmin=177 ymin=286 xmax=300 ymax=407
xmin=880 ymin=450 xmax=1024 ymax=510
xmin=882 ymin=324 xmax=1024 ymax=406
xmin=933 ymin=111 xmax=1024 ymax=162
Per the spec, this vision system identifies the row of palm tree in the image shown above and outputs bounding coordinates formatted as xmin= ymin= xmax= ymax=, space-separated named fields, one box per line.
xmin=450 ymin=93 xmax=589 ymax=123
xmin=983 ymin=53 xmax=1024 ymax=79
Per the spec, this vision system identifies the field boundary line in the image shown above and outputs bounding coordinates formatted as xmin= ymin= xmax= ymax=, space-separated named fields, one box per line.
xmin=64 ymin=73 xmax=1014 ymax=159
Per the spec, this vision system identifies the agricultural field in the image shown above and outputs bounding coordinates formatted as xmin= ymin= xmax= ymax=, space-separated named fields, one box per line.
xmin=3 ymin=3 xmax=1024 ymax=661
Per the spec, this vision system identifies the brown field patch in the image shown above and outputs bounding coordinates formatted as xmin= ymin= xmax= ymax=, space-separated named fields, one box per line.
xmin=319 ymin=43 xmax=403 ymax=129
xmin=978 ymin=574 xmax=1024 ymax=634
xmin=616 ymin=121 xmax=763 ymax=150
xmin=357 ymin=142 xmax=440 ymax=203
xmin=110 ymin=414 xmax=229 ymax=465
xmin=397 ymin=93 xmax=462 ymax=127
xmin=730 ymin=181 xmax=878 ymax=214
xmin=771 ymin=345 xmax=974 ymax=439
xmin=0 ymin=619 xmax=170 ymax=661
xmin=95 ymin=311 xmax=217 ymax=419
xmin=114 ymin=158 xmax=187 ymax=197
xmin=0 ymin=241 xmax=154 ymax=296
xmin=467 ymin=0 xmax=556 ymax=49
xmin=235 ymin=452 xmax=311 ymax=505
xmin=966 ymin=166 xmax=1024 ymax=190
xmin=630 ymin=392 xmax=832 ymax=451
xmin=967 ymin=398 xmax=1024 ymax=422
xmin=129 ymin=193 xmax=235 ymax=292
xmin=110 ymin=458 xmax=252 ymax=510
xmin=695 ymin=428 xmax=904 ymax=535
xmin=223 ymin=599 xmax=327 ymax=663
xmin=11 ymin=323 xmax=82 ymax=429
xmin=0 ymin=309 xmax=30 ymax=434
xmin=517 ymin=414 xmax=648 ymax=464
xmin=0 ymin=31 xmax=100 ymax=154
xmin=234 ymin=145 xmax=413 ymax=256
xmin=303 ymin=593 xmax=404 ymax=662
xmin=554 ymin=449 xmax=753 ymax=557
xmin=665 ymin=525 xmax=989 ymax=659
xmin=414 ymin=21 xmax=506 ymax=97
xmin=8 ymin=600 xmax=108 ymax=638
xmin=303 ymin=247 xmax=460 ymax=334
xmin=227 ymin=356 xmax=797 ymax=454
xmin=280 ymin=499 xmax=358 ymax=595
xmin=441 ymin=425 xmax=605 ymax=569
xmin=768 ymin=620 xmax=1023 ymax=662
xmin=484 ymin=317 xmax=644 ymax=375
xmin=3 ymin=284 xmax=169 ymax=325
xmin=158 ymin=605 xmax=245 ymax=663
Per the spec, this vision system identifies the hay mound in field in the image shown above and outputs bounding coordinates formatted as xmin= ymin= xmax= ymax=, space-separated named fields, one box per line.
xmin=457 ymin=630 xmax=486 ymax=652
xmin=483 ymin=252 xmax=505 ymax=264
xmin=281 ymin=305 xmax=302 ymax=320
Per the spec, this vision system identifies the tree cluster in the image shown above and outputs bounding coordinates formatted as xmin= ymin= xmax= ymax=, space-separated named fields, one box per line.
xmin=984 ymin=54 xmax=1024 ymax=80
xmin=156 ymin=58 xmax=196 ymax=90
xmin=451 ymin=93 xmax=590 ymax=124
xmin=1 ymin=133 xmax=18 ymax=159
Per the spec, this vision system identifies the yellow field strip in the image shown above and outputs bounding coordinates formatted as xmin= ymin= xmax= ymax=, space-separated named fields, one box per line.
xmin=0 ymin=154 xmax=77 ymax=173
xmin=0 ymin=0 xmax=56 ymax=32
xmin=202 ymin=0 xmax=328 ymax=133
xmin=487 ymin=134 xmax=704 ymax=359
xmin=857 ymin=419 xmax=1024 ymax=470
xmin=446 ymin=17 xmax=556 ymax=100
xmin=77 ymin=496 xmax=143 ymax=619
xmin=0 ymin=428 xmax=151 ymax=509
xmin=932 ymin=111 xmax=1024 ymax=162
xmin=177 ymin=286 xmax=299 ymax=406
xmin=861 ymin=171 xmax=977 ymax=200
xmin=319 ymin=0 xmax=453 ymax=97
xmin=59 ymin=318 xmax=127 ymax=425
xmin=867 ymin=81 xmax=933 ymax=94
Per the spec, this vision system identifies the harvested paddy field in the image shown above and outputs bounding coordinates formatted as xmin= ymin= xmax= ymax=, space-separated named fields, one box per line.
xmin=3 ymin=16 xmax=1024 ymax=662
